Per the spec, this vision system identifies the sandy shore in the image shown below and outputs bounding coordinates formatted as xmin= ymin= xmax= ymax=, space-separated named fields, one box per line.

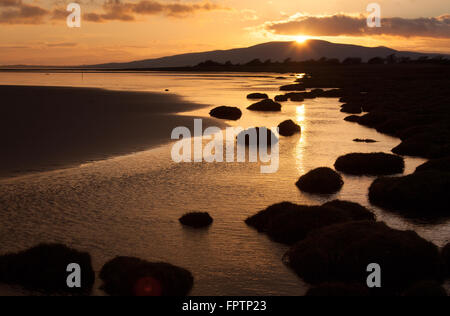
xmin=0 ymin=85 xmax=224 ymax=178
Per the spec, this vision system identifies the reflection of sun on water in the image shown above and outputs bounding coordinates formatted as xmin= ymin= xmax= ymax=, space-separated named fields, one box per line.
xmin=295 ymin=105 xmax=307 ymax=173
xmin=296 ymin=105 xmax=305 ymax=123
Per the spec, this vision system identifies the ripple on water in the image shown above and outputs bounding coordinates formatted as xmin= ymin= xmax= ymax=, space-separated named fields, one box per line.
xmin=0 ymin=72 xmax=448 ymax=295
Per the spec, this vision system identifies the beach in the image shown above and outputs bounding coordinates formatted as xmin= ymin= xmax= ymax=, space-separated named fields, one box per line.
xmin=0 ymin=71 xmax=448 ymax=296
xmin=0 ymin=85 xmax=224 ymax=178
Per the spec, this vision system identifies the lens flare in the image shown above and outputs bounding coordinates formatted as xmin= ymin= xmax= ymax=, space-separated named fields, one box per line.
xmin=133 ymin=276 xmax=162 ymax=296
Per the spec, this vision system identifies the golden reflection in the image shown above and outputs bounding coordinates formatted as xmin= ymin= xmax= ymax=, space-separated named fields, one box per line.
xmin=294 ymin=105 xmax=307 ymax=173
xmin=296 ymin=105 xmax=305 ymax=123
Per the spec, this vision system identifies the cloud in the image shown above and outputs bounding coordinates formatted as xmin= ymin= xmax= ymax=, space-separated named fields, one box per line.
xmin=0 ymin=0 xmax=225 ymax=24
xmin=84 ymin=0 xmax=134 ymax=22
xmin=265 ymin=13 xmax=450 ymax=38
xmin=0 ymin=1 xmax=48 ymax=24
xmin=84 ymin=0 xmax=226 ymax=22
xmin=0 ymin=45 xmax=29 ymax=48
xmin=45 ymin=42 xmax=78 ymax=47
xmin=50 ymin=7 xmax=69 ymax=20
xmin=0 ymin=0 xmax=21 ymax=7
xmin=240 ymin=9 xmax=258 ymax=21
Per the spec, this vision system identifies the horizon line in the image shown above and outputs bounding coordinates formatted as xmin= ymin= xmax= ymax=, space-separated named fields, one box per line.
xmin=1 ymin=39 xmax=449 ymax=68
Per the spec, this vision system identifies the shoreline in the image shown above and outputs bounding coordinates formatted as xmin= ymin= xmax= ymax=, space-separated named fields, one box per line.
xmin=0 ymin=85 xmax=225 ymax=179
xmin=0 ymin=71 xmax=446 ymax=294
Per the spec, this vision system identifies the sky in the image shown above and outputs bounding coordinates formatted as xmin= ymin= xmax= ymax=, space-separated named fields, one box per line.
xmin=0 ymin=0 xmax=449 ymax=65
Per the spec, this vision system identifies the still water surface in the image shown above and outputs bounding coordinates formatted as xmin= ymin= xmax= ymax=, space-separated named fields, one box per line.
xmin=0 ymin=72 xmax=448 ymax=295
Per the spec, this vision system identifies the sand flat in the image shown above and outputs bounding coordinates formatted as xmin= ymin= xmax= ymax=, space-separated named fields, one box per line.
xmin=0 ymin=85 xmax=224 ymax=178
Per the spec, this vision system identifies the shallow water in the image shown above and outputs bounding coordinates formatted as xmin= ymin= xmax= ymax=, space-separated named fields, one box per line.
xmin=0 ymin=71 xmax=448 ymax=295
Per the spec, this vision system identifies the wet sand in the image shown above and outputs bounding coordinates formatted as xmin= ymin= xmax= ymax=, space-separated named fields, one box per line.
xmin=0 ymin=85 xmax=224 ymax=178
xmin=0 ymin=72 xmax=448 ymax=296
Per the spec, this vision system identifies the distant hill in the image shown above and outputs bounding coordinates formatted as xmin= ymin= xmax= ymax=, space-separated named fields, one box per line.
xmin=1 ymin=40 xmax=447 ymax=69
xmin=83 ymin=40 xmax=445 ymax=69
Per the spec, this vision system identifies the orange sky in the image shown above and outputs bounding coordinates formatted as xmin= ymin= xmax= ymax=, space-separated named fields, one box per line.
xmin=0 ymin=0 xmax=449 ymax=65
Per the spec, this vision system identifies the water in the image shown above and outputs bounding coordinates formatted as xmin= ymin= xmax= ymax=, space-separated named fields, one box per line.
xmin=0 ymin=72 xmax=448 ymax=295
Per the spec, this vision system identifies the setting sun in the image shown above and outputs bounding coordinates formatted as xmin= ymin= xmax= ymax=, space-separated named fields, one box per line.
xmin=294 ymin=36 xmax=310 ymax=43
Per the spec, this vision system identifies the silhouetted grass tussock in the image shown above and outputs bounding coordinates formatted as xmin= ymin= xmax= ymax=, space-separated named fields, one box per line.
xmin=280 ymin=84 xmax=305 ymax=91
xmin=415 ymin=157 xmax=450 ymax=173
xmin=209 ymin=106 xmax=242 ymax=120
xmin=245 ymin=200 xmax=374 ymax=245
xmin=442 ymin=243 xmax=450 ymax=278
xmin=341 ymin=103 xmax=362 ymax=114
xmin=236 ymin=127 xmax=278 ymax=147
xmin=344 ymin=115 xmax=361 ymax=123
xmin=247 ymin=93 xmax=268 ymax=99
xmin=247 ymin=99 xmax=281 ymax=112
xmin=321 ymin=200 xmax=375 ymax=220
xmin=284 ymin=221 xmax=443 ymax=293
xmin=368 ymin=171 xmax=450 ymax=217
xmin=334 ymin=152 xmax=404 ymax=175
xmin=402 ymin=280 xmax=447 ymax=296
xmin=0 ymin=243 xmax=94 ymax=295
xmin=179 ymin=212 xmax=213 ymax=228
xmin=100 ymin=256 xmax=193 ymax=296
xmin=274 ymin=95 xmax=288 ymax=102
xmin=284 ymin=92 xmax=305 ymax=101
xmin=353 ymin=138 xmax=377 ymax=143
xmin=278 ymin=120 xmax=301 ymax=137
xmin=296 ymin=167 xmax=343 ymax=194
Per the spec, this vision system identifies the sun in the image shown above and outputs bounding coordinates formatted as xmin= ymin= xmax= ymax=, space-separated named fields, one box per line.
xmin=294 ymin=36 xmax=310 ymax=43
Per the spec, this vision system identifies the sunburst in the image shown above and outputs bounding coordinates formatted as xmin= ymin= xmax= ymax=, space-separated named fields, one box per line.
xmin=294 ymin=36 xmax=310 ymax=43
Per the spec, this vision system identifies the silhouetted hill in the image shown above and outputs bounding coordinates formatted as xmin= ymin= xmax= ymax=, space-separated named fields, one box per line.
xmin=84 ymin=40 xmax=444 ymax=69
